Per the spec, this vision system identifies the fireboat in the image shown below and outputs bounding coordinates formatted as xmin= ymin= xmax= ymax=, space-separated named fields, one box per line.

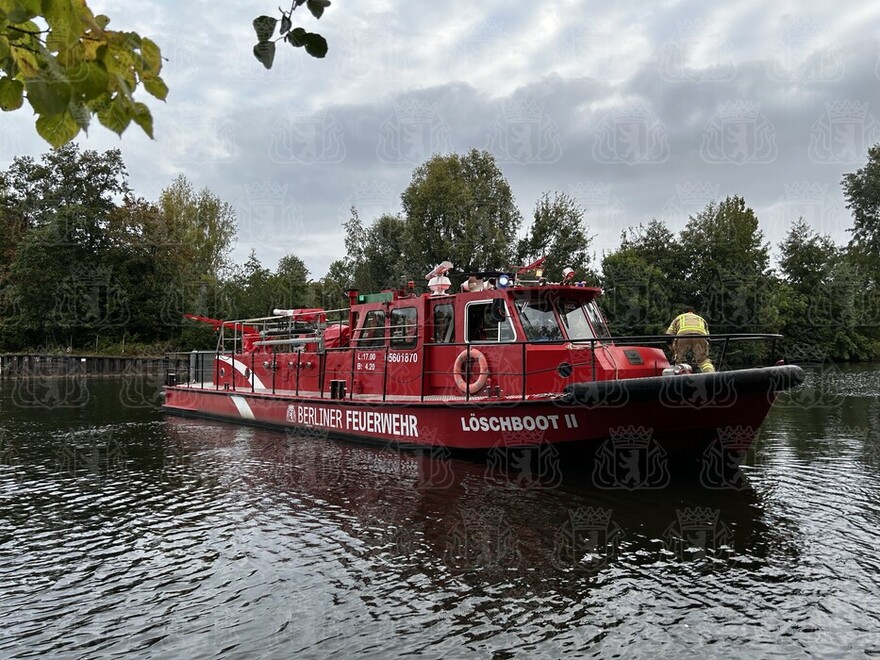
xmin=163 ymin=260 xmax=804 ymax=453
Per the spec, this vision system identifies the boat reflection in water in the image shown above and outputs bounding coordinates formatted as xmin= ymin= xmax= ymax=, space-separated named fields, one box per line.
xmin=162 ymin=415 xmax=778 ymax=585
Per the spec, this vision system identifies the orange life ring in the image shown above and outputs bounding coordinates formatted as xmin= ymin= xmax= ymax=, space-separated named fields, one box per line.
xmin=453 ymin=349 xmax=489 ymax=394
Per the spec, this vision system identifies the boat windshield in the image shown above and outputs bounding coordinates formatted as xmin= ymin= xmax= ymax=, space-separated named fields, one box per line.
xmin=516 ymin=298 xmax=562 ymax=342
xmin=586 ymin=300 xmax=612 ymax=339
xmin=556 ymin=298 xmax=594 ymax=340
xmin=553 ymin=298 xmax=612 ymax=341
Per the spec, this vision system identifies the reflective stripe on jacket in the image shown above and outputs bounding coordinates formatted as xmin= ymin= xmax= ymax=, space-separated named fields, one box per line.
xmin=667 ymin=312 xmax=708 ymax=336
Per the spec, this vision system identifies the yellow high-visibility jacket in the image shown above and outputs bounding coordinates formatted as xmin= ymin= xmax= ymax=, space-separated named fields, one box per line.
xmin=666 ymin=312 xmax=708 ymax=336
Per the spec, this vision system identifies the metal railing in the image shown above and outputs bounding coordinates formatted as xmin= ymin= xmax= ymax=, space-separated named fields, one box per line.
xmin=165 ymin=332 xmax=785 ymax=403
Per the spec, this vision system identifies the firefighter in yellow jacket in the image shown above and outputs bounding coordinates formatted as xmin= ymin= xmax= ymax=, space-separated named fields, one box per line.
xmin=665 ymin=308 xmax=715 ymax=373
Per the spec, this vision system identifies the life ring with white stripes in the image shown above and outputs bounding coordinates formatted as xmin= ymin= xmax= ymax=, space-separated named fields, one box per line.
xmin=453 ymin=349 xmax=489 ymax=394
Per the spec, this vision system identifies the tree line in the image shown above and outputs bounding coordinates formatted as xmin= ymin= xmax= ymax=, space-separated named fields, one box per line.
xmin=1 ymin=143 xmax=878 ymax=361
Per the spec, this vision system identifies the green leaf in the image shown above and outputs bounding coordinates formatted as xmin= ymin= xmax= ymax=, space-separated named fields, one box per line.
xmin=131 ymin=101 xmax=153 ymax=139
xmin=280 ymin=14 xmax=291 ymax=35
xmin=68 ymin=100 xmax=90 ymax=130
xmin=68 ymin=60 xmax=109 ymax=101
xmin=94 ymin=14 xmax=110 ymax=29
xmin=25 ymin=77 xmax=72 ymax=115
xmin=35 ymin=109 xmax=81 ymax=147
xmin=252 ymin=15 xmax=276 ymax=43
xmin=0 ymin=36 xmax=9 ymax=61
xmin=253 ymin=41 xmax=275 ymax=69
xmin=42 ymin=0 xmax=82 ymax=49
xmin=306 ymin=0 xmax=330 ymax=20
xmin=97 ymin=94 xmax=132 ymax=135
xmin=143 ymin=75 xmax=168 ymax=100
xmin=0 ymin=76 xmax=24 ymax=110
xmin=140 ymin=37 xmax=161 ymax=75
xmin=303 ymin=33 xmax=328 ymax=58
xmin=287 ymin=27 xmax=306 ymax=48
xmin=6 ymin=0 xmax=41 ymax=24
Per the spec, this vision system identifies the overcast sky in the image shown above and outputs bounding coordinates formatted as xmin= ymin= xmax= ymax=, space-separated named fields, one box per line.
xmin=4 ymin=1 xmax=880 ymax=279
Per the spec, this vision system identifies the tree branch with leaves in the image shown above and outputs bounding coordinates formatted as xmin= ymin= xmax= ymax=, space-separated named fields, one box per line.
xmin=0 ymin=0 xmax=168 ymax=147
xmin=252 ymin=0 xmax=330 ymax=69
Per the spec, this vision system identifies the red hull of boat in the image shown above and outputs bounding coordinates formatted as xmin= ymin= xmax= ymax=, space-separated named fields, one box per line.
xmin=163 ymin=365 xmax=802 ymax=453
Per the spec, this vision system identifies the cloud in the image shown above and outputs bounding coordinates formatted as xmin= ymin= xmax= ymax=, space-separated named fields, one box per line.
xmin=3 ymin=0 xmax=879 ymax=279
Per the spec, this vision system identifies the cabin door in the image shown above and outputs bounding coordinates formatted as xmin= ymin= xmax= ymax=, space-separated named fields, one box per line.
xmin=353 ymin=308 xmax=388 ymax=397
xmin=425 ymin=298 xmax=459 ymax=396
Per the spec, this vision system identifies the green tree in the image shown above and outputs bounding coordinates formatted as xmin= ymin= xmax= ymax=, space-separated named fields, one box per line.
xmin=356 ymin=214 xmax=408 ymax=292
xmin=400 ymin=149 xmax=522 ymax=281
xmin=0 ymin=0 xmax=167 ymax=147
xmin=679 ymin=196 xmax=775 ymax=334
xmin=271 ymin=254 xmax=312 ymax=309
xmin=843 ymin=143 xmax=880 ymax=262
xmin=516 ymin=192 xmax=594 ymax=282
xmin=777 ymin=218 xmax=839 ymax=354
xmin=158 ymin=175 xmax=237 ymax=281
xmin=0 ymin=144 xmax=131 ymax=348
xmin=599 ymin=220 xmax=686 ymax=335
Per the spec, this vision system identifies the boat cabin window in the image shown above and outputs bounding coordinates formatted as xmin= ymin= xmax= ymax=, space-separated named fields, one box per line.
xmin=557 ymin=298 xmax=595 ymax=340
xmin=555 ymin=298 xmax=611 ymax=341
xmin=516 ymin=299 xmax=562 ymax=342
xmin=433 ymin=304 xmax=454 ymax=343
xmin=358 ymin=310 xmax=385 ymax=347
xmin=390 ymin=307 xmax=418 ymax=349
xmin=586 ymin=301 xmax=611 ymax=339
xmin=466 ymin=300 xmax=515 ymax=343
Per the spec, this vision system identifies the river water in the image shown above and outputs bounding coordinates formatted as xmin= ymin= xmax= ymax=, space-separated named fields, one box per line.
xmin=1 ymin=365 xmax=880 ymax=658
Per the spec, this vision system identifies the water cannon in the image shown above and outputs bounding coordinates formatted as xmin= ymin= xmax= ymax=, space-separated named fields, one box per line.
xmin=426 ymin=260 xmax=453 ymax=295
